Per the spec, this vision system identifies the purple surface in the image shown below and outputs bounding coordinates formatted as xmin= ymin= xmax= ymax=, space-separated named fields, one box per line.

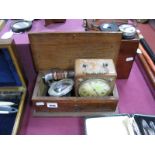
xmin=20 ymin=103 xmax=84 ymax=135
xmin=0 ymin=20 xmax=84 ymax=44
xmin=117 ymin=61 xmax=155 ymax=115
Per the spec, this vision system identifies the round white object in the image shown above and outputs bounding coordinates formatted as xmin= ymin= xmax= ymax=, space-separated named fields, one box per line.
xmin=119 ymin=24 xmax=136 ymax=37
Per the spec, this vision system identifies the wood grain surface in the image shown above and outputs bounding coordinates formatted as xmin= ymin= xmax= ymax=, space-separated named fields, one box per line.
xmin=29 ymin=32 xmax=122 ymax=72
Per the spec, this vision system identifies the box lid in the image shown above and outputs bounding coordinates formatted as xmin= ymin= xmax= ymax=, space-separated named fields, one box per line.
xmin=28 ymin=32 xmax=122 ymax=72
xmin=0 ymin=39 xmax=26 ymax=88
xmin=75 ymin=59 xmax=117 ymax=76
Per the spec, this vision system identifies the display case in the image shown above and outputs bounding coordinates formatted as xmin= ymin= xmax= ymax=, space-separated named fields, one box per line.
xmin=0 ymin=39 xmax=26 ymax=135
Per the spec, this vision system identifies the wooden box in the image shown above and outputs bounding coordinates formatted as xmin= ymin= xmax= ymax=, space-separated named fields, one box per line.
xmin=116 ymin=39 xmax=139 ymax=78
xmin=75 ymin=59 xmax=117 ymax=96
xmin=0 ymin=39 xmax=26 ymax=135
xmin=45 ymin=19 xmax=66 ymax=26
xmin=29 ymin=32 xmax=121 ymax=116
xmin=84 ymin=19 xmax=139 ymax=79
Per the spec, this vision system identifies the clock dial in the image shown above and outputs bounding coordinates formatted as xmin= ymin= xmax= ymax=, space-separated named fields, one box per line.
xmin=78 ymin=79 xmax=112 ymax=97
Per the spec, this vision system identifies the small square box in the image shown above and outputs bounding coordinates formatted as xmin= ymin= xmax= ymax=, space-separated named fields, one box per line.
xmin=75 ymin=59 xmax=117 ymax=96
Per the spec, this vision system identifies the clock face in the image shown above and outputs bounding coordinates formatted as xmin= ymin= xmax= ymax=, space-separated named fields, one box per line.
xmin=78 ymin=79 xmax=112 ymax=97
xmin=119 ymin=24 xmax=136 ymax=36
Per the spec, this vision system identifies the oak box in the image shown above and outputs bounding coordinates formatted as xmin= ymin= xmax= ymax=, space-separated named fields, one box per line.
xmin=29 ymin=32 xmax=121 ymax=116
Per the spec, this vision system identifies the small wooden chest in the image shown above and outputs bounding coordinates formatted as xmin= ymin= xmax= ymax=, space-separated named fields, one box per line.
xmin=29 ymin=32 xmax=121 ymax=116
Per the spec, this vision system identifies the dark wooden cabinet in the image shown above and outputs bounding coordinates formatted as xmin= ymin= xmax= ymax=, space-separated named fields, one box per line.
xmin=117 ymin=39 xmax=139 ymax=78
xmin=45 ymin=19 xmax=66 ymax=26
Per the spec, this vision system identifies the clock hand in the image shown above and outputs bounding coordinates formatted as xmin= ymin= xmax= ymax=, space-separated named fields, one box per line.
xmin=89 ymin=82 xmax=99 ymax=96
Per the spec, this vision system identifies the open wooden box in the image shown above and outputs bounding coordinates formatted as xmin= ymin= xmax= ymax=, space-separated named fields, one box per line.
xmin=0 ymin=39 xmax=26 ymax=134
xmin=29 ymin=32 xmax=122 ymax=116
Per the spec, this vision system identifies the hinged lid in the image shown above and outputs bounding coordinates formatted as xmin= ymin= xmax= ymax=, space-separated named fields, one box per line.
xmin=75 ymin=59 xmax=116 ymax=76
xmin=28 ymin=32 xmax=122 ymax=72
xmin=0 ymin=39 xmax=26 ymax=89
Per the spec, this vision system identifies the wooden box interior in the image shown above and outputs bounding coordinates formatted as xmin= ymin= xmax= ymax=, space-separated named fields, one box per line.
xmin=32 ymin=72 xmax=119 ymax=115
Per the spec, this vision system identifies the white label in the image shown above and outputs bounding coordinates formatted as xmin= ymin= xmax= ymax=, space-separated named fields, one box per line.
xmin=36 ymin=102 xmax=45 ymax=106
xmin=136 ymin=49 xmax=142 ymax=54
xmin=126 ymin=57 xmax=134 ymax=62
xmin=47 ymin=102 xmax=58 ymax=108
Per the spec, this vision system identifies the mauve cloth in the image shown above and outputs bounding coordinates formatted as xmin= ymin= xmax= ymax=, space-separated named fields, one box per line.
xmin=0 ymin=20 xmax=84 ymax=44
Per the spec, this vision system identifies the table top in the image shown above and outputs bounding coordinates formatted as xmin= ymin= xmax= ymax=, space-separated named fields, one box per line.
xmin=0 ymin=19 xmax=85 ymax=44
